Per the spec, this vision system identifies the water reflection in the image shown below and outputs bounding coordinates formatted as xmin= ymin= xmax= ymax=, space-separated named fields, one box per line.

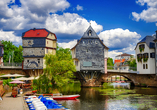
xmin=57 ymin=83 xmax=157 ymax=110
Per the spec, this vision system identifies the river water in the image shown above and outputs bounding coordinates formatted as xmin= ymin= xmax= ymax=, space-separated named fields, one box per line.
xmin=57 ymin=83 xmax=157 ymax=110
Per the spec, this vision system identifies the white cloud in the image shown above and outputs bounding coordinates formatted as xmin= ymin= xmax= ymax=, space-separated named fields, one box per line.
xmin=98 ymin=28 xmax=141 ymax=48
xmin=45 ymin=13 xmax=103 ymax=35
xmin=20 ymin=0 xmax=70 ymax=16
xmin=58 ymin=40 xmax=77 ymax=49
xmin=108 ymin=50 xmax=122 ymax=61
xmin=0 ymin=30 xmax=21 ymax=45
xmin=76 ymin=5 xmax=83 ymax=11
xmin=0 ymin=0 xmax=70 ymax=30
xmin=132 ymin=0 xmax=157 ymax=22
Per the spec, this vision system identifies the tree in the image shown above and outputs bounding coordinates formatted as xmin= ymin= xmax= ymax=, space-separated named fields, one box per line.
xmin=42 ymin=47 xmax=76 ymax=91
xmin=127 ymin=56 xmax=137 ymax=70
xmin=13 ymin=45 xmax=23 ymax=63
xmin=1 ymin=40 xmax=17 ymax=63
xmin=1 ymin=40 xmax=23 ymax=63
xmin=107 ymin=57 xmax=114 ymax=69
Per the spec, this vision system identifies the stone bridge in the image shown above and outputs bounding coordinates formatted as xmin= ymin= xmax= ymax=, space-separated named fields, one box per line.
xmin=75 ymin=70 xmax=157 ymax=87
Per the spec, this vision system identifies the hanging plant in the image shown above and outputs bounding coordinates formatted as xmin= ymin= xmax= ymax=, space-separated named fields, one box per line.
xmin=143 ymin=55 xmax=148 ymax=62
xmin=137 ymin=55 xmax=142 ymax=62
xmin=139 ymin=44 xmax=145 ymax=52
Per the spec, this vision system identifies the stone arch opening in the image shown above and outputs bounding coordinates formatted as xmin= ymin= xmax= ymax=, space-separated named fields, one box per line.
xmin=103 ymin=74 xmax=135 ymax=86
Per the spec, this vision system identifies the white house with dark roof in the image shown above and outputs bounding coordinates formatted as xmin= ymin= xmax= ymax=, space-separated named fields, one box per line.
xmin=135 ymin=35 xmax=155 ymax=74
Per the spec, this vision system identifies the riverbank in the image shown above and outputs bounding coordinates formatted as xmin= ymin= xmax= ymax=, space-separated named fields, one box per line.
xmin=0 ymin=92 xmax=27 ymax=110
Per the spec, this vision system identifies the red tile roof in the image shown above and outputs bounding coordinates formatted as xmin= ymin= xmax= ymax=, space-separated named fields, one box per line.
xmin=114 ymin=59 xmax=125 ymax=64
xmin=22 ymin=28 xmax=57 ymax=39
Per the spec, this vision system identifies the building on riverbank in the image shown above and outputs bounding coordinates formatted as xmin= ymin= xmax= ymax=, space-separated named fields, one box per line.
xmin=71 ymin=25 xmax=109 ymax=86
xmin=135 ymin=31 xmax=156 ymax=75
xmin=22 ymin=28 xmax=57 ymax=76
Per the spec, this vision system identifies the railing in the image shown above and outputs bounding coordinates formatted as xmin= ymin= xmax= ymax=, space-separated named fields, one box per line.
xmin=107 ymin=66 xmax=137 ymax=72
xmin=1 ymin=62 xmax=22 ymax=67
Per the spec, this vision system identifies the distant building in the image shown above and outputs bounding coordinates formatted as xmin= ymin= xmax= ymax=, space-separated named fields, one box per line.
xmin=114 ymin=53 xmax=133 ymax=71
xmin=71 ymin=25 xmax=109 ymax=73
xmin=0 ymin=41 xmax=4 ymax=66
xmin=135 ymin=35 xmax=155 ymax=74
xmin=22 ymin=28 xmax=57 ymax=76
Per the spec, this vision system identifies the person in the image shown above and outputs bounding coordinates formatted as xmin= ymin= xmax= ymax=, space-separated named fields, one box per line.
xmin=20 ymin=88 xmax=23 ymax=94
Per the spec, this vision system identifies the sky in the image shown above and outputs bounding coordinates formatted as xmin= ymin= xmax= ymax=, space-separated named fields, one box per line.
xmin=0 ymin=0 xmax=157 ymax=60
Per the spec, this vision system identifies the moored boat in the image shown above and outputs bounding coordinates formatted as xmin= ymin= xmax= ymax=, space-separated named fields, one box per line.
xmin=52 ymin=94 xmax=80 ymax=100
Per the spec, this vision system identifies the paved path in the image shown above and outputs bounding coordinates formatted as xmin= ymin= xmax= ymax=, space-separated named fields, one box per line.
xmin=0 ymin=92 xmax=26 ymax=110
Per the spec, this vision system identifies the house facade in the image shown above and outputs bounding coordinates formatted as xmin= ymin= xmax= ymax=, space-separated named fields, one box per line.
xmin=71 ymin=26 xmax=109 ymax=73
xmin=114 ymin=53 xmax=133 ymax=71
xmin=135 ymin=35 xmax=155 ymax=74
xmin=0 ymin=41 xmax=4 ymax=66
xmin=22 ymin=28 xmax=57 ymax=76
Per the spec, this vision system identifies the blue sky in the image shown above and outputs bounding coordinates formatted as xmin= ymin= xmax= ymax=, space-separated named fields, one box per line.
xmin=0 ymin=0 xmax=157 ymax=59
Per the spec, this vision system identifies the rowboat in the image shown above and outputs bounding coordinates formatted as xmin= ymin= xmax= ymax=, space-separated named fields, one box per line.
xmin=52 ymin=94 xmax=80 ymax=100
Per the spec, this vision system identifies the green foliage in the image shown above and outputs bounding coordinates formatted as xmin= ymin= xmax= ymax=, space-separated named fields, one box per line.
xmin=3 ymin=79 xmax=16 ymax=87
xmin=103 ymin=83 xmax=114 ymax=89
xmin=127 ymin=57 xmax=137 ymax=68
xmin=43 ymin=47 xmax=76 ymax=90
xmin=107 ymin=57 xmax=114 ymax=69
xmin=1 ymin=40 xmax=23 ymax=63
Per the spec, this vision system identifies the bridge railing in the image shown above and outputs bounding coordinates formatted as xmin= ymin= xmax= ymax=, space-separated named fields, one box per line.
xmin=1 ymin=62 xmax=22 ymax=67
xmin=107 ymin=66 xmax=137 ymax=72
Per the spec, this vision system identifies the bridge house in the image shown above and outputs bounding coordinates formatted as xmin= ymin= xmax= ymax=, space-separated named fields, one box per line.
xmin=22 ymin=28 xmax=57 ymax=76
xmin=71 ymin=26 xmax=109 ymax=86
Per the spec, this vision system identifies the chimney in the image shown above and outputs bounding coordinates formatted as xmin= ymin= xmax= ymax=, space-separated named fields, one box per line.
xmin=156 ymin=30 xmax=157 ymax=39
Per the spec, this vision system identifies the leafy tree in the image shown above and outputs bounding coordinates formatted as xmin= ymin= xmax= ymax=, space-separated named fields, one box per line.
xmin=36 ymin=47 xmax=76 ymax=93
xmin=127 ymin=56 xmax=137 ymax=70
xmin=13 ymin=45 xmax=23 ymax=63
xmin=1 ymin=40 xmax=23 ymax=63
xmin=107 ymin=57 xmax=114 ymax=69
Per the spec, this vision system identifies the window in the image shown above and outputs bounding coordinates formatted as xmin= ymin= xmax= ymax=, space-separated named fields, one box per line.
xmin=139 ymin=44 xmax=145 ymax=52
xmin=86 ymin=49 xmax=89 ymax=52
xmin=75 ymin=61 xmax=78 ymax=66
xmin=143 ymin=64 xmax=145 ymax=69
xmin=150 ymin=52 xmax=155 ymax=58
xmin=88 ymin=30 xmax=92 ymax=36
xmin=27 ymin=60 xmax=29 ymax=63
xmin=38 ymin=59 xmax=40 ymax=63
xmin=146 ymin=64 xmax=148 ymax=69
xmin=83 ymin=41 xmax=85 ymax=44
xmin=47 ymin=41 xmax=48 ymax=44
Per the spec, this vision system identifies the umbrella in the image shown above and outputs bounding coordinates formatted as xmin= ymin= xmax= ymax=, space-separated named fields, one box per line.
xmin=9 ymin=80 xmax=25 ymax=84
xmin=0 ymin=73 xmax=24 ymax=77
xmin=12 ymin=77 xmax=29 ymax=81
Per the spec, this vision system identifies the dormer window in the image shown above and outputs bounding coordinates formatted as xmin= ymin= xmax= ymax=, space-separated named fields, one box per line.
xmin=88 ymin=30 xmax=92 ymax=36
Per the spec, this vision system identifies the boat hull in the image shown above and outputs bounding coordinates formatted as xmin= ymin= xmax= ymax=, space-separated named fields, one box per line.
xmin=52 ymin=95 xmax=80 ymax=100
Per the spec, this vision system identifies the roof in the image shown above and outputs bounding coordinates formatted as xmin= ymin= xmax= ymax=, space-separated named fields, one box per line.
xmin=114 ymin=59 xmax=125 ymax=64
xmin=71 ymin=26 xmax=109 ymax=50
xmin=135 ymin=36 xmax=155 ymax=50
xmin=22 ymin=28 xmax=57 ymax=39
xmin=116 ymin=53 xmax=133 ymax=57
xmin=82 ymin=25 xmax=99 ymax=38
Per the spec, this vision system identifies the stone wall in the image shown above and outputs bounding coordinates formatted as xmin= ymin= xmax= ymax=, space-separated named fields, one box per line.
xmin=0 ymin=69 xmax=26 ymax=75
xmin=76 ymin=38 xmax=105 ymax=72
xmin=23 ymin=48 xmax=45 ymax=57
xmin=22 ymin=38 xmax=46 ymax=47
xmin=23 ymin=58 xmax=43 ymax=69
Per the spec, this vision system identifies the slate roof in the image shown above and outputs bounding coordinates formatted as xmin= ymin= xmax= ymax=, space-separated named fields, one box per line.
xmin=82 ymin=25 xmax=99 ymax=38
xmin=71 ymin=26 xmax=109 ymax=50
xmin=135 ymin=36 xmax=155 ymax=49
xmin=22 ymin=28 xmax=57 ymax=39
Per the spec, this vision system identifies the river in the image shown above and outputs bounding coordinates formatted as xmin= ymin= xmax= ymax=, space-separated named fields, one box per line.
xmin=57 ymin=83 xmax=157 ymax=110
